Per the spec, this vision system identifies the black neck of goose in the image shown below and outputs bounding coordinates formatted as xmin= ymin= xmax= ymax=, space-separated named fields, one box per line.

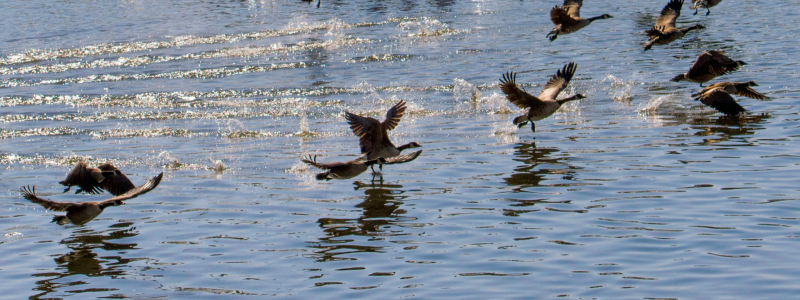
xmin=683 ymin=25 xmax=704 ymax=33
xmin=397 ymin=143 xmax=417 ymax=151
xmin=588 ymin=15 xmax=607 ymax=22
xmin=557 ymin=95 xmax=582 ymax=104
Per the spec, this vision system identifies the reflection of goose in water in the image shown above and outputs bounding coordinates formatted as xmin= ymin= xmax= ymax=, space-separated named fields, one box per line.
xmin=503 ymin=143 xmax=577 ymax=189
xmin=309 ymin=179 xmax=408 ymax=262
xmin=689 ymin=113 xmax=770 ymax=145
xmin=32 ymin=226 xmax=140 ymax=298
xmin=21 ymin=173 xmax=163 ymax=225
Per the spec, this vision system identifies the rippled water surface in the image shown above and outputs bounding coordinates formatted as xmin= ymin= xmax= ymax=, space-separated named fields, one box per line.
xmin=2 ymin=0 xmax=800 ymax=299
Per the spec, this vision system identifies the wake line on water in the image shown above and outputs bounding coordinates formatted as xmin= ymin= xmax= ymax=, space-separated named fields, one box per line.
xmin=0 ymin=17 xmax=421 ymax=66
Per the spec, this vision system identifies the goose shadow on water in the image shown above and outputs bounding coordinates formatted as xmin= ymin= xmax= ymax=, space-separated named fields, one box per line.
xmin=306 ymin=179 xmax=410 ymax=262
xmin=503 ymin=142 xmax=580 ymax=191
xmin=687 ymin=113 xmax=771 ymax=146
xmin=31 ymin=224 xmax=140 ymax=299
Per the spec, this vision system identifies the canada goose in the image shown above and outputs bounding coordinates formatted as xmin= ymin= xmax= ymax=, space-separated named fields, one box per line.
xmin=672 ymin=50 xmax=746 ymax=86
xmin=547 ymin=0 xmax=613 ymax=42
xmin=345 ymin=100 xmax=422 ymax=172
xmin=303 ymin=156 xmax=387 ymax=180
xmin=500 ymin=62 xmax=586 ymax=133
xmin=643 ymin=0 xmax=705 ymax=51
xmin=693 ymin=85 xmax=765 ymax=116
xmin=692 ymin=81 xmax=769 ymax=100
xmin=21 ymin=173 xmax=163 ymax=225
xmin=59 ymin=162 xmax=136 ymax=195
xmin=690 ymin=0 xmax=722 ymax=15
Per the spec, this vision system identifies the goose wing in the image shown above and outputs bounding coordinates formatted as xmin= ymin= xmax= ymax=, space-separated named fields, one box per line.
xmin=538 ymin=62 xmax=577 ymax=101
xmin=706 ymin=50 xmax=736 ymax=65
xmin=687 ymin=51 xmax=735 ymax=79
xmin=302 ymin=155 xmax=351 ymax=170
xmin=382 ymin=100 xmax=407 ymax=131
xmin=656 ymin=0 xmax=683 ymax=29
xmin=550 ymin=5 xmax=579 ymax=26
xmin=563 ymin=0 xmax=583 ymax=18
xmin=500 ymin=72 xmax=544 ymax=109
xmin=383 ymin=150 xmax=422 ymax=165
xmin=20 ymin=186 xmax=75 ymax=212
xmin=98 ymin=165 xmax=136 ymax=196
xmin=346 ymin=112 xmax=384 ymax=155
xmin=106 ymin=173 xmax=163 ymax=202
xmin=59 ymin=162 xmax=105 ymax=194
xmin=697 ymin=88 xmax=745 ymax=116
xmin=736 ymin=86 xmax=769 ymax=100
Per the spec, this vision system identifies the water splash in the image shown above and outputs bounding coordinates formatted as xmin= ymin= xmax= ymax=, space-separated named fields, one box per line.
xmin=209 ymin=158 xmax=226 ymax=173
xmin=603 ymin=75 xmax=634 ymax=104
xmin=397 ymin=18 xmax=467 ymax=38
xmin=292 ymin=99 xmax=318 ymax=138
xmin=158 ymin=151 xmax=182 ymax=169
xmin=453 ymin=78 xmax=481 ymax=103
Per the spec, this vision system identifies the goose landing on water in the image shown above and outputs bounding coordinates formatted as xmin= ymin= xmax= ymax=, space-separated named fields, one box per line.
xmin=21 ymin=173 xmax=163 ymax=225
xmin=499 ymin=62 xmax=586 ymax=133
xmin=643 ymin=0 xmax=704 ymax=51
xmin=547 ymin=0 xmax=613 ymax=42
xmin=672 ymin=50 xmax=746 ymax=86
xmin=345 ymin=100 xmax=422 ymax=172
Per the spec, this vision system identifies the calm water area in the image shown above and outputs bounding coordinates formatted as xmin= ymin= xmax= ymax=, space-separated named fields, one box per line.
xmin=2 ymin=0 xmax=800 ymax=299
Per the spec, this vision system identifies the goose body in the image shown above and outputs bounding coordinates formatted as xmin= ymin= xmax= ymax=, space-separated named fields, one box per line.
xmin=59 ymin=162 xmax=137 ymax=196
xmin=643 ymin=0 xmax=705 ymax=51
xmin=345 ymin=100 xmax=422 ymax=171
xmin=547 ymin=0 xmax=613 ymax=42
xmin=500 ymin=62 xmax=586 ymax=133
xmin=672 ymin=50 xmax=746 ymax=86
xmin=21 ymin=173 xmax=163 ymax=225
xmin=690 ymin=0 xmax=722 ymax=15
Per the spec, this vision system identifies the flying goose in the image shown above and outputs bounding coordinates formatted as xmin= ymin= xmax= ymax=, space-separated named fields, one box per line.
xmin=643 ymin=0 xmax=705 ymax=51
xmin=692 ymin=81 xmax=769 ymax=100
xmin=672 ymin=50 xmax=746 ymax=86
xmin=345 ymin=100 xmax=422 ymax=172
xmin=21 ymin=173 xmax=163 ymax=225
xmin=690 ymin=0 xmax=722 ymax=15
xmin=693 ymin=85 xmax=766 ymax=116
xmin=500 ymin=62 xmax=586 ymax=133
xmin=59 ymin=162 xmax=137 ymax=195
xmin=303 ymin=150 xmax=422 ymax=180
xmin=303 ymin=156 xmax=386 ymax=180
xmin=547 ymin=0 xmax=613 ymax=42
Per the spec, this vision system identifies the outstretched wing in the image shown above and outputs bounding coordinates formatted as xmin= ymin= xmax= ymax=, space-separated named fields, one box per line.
xmin=736 ymin=86 xmax=769 ymax=100
xmin=20 ymin=186 xmax=74 ymax=212
xmin=697 ymin=88 xmax=745 ymax=116
xmin=345 ymin=112 xmax=383 ymax=155
xmin=563 ymin=0 xmax=583 ymax=18
xmin=301 ymin=155 xmax=349 ymax=170
xmin=59 ymin=162 xmax=104 ymax=194
xmin=500 ymin=72 xmax=544 ymax=109
xmin=382 ymin=100 xmax=407 ymax=131
xmin=106 ymin=173 xmax=164 ymax=202
xmin=383 ymin=150 xmax=423 ymax=165
xmin=687 ymin=51 xmax=735 ymax=79
xmin=550 ymin=6 xmax=579 ymax=26
xmin=656 ymin=0 xmax=683 ymax=29
xmin=538 ymin=62 xmax=578 ymax=101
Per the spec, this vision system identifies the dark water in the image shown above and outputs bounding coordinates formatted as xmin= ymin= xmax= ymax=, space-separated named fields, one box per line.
xmin=2 ymin=0 xmax=800 ymax=299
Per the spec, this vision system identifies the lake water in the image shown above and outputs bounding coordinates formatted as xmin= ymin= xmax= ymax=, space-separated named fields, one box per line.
xmin=2 ymin=0 xmax=800 ymax=299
